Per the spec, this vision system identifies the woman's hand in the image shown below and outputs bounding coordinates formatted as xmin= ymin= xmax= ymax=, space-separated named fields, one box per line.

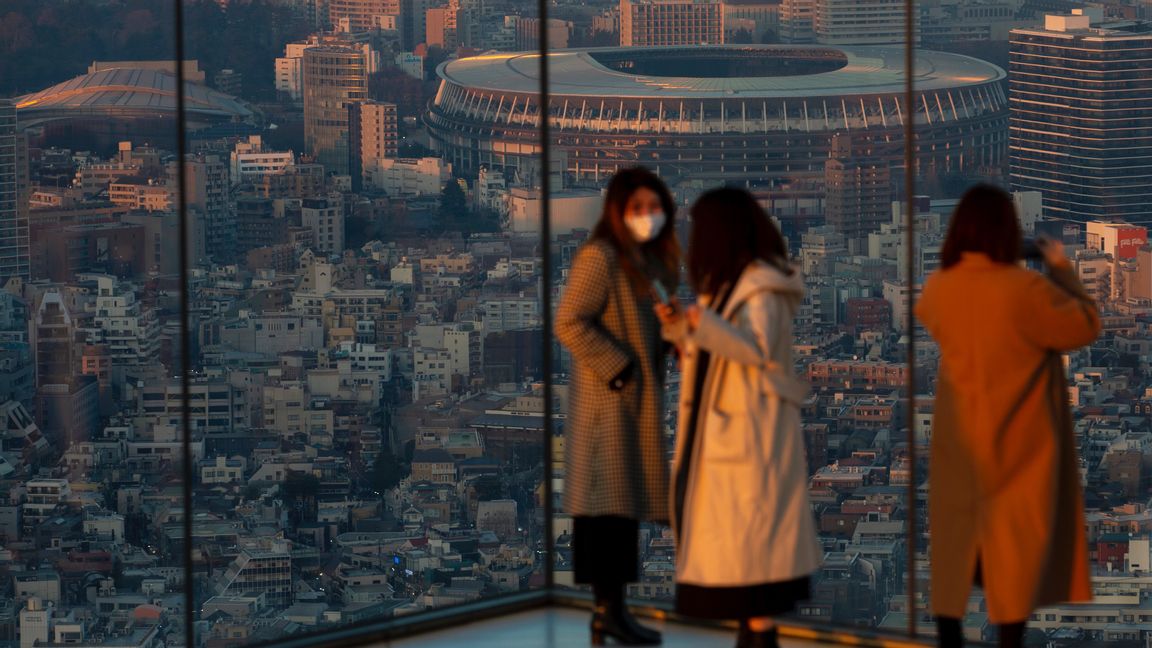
xmin=654 ymin=300 xmax=682 ymax=326
xmin=1037 ymin=237 xmax=1072 ymax=269
xmin=684 ymin=304 xmax=701 ymax=331
xmin=656 ymin=301 xmax=700 ymax=331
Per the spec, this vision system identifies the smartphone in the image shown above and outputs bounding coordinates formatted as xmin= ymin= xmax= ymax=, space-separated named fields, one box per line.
xmin=651 ymin=280 xmax=670 ymax=305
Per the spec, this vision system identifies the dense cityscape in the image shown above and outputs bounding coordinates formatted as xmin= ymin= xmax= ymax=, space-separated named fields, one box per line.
xmin=0 ymin=0 xmax=1150 ymax=647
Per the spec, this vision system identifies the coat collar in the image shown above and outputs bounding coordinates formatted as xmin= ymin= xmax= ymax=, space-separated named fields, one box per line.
xmin=710 ymin=261 xmax=805 ymax=320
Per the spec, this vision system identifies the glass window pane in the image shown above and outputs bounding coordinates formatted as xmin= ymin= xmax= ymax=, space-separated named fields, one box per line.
xmin=185 ymin=0 xmax=547 ymax=642
xmin=547 ymin=0 xmax=921 ymax=638
xmin=1 ymin=1 xmax=188 ymax=646
xmin=912 ymin=3 xmax=1152 ymax=646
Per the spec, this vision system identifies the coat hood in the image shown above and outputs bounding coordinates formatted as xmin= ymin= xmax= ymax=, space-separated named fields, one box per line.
xmin=721 ymin=261 xmax=805 ymax=318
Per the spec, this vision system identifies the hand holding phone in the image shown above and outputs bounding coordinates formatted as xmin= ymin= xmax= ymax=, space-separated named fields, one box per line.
xmin=651 ymin=280 xmax=670 ymax=305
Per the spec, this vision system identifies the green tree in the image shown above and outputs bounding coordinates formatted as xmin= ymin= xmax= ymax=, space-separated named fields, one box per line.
xmin=439 ymin=179 xmax=469 ymax=224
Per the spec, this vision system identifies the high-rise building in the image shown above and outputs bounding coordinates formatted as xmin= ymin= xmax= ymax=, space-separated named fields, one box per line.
xmin=1010 ymin=10 xmax=1152 ymax=224
xmin=349 ymin=101 xmax=398 ymax=192
xmin=620 ymin=0 xmax=725 ymax=47
xmin=182 ymin=154 xmax=234 ymax=263
xmin=34 ymin=292 xmax=76 ymax=388
xmin=824 ymin=135 xmax=892 ymax=252
xmin=780 ymin=0 xmax=816 ymax=43
xmin=400 ymin=0 xmax=438 ymax=50
xmin=329 ymin=0 xmax=399 ymax=32
xmin=276 ymin=41 xmax=313 ymax=101
xmin=0 ymin=100 xmax=29 ymax=287
xmin=303 ymin=44 xmax=375 ymax=176
xmin=814 ymin=0 xmax=912 ymax=45
xmin=426 ymin=4 xmax=459 ymax=49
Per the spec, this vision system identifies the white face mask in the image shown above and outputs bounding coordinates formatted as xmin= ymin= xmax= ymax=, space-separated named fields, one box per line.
xmin=625 ymin=212 xmax=666 ymax=243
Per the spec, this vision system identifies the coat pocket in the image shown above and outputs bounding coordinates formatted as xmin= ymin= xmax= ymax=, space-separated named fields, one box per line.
xmin=702 ymin=410 xmax=752 ymax=463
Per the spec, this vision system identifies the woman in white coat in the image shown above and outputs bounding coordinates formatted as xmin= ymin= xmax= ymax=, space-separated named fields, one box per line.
xmin=657 ymin=188 xmax=821 ymax=648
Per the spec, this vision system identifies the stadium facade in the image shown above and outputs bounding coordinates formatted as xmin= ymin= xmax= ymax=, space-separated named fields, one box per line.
xmin=426 ymin=45 xmax=1008 ymax=189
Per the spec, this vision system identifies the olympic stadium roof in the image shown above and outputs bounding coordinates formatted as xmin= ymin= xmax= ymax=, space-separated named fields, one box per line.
xmin=437 ymin=45 xmax=1005 ymax=100
xmin=15 ymin=67 xmax=253 ymax=124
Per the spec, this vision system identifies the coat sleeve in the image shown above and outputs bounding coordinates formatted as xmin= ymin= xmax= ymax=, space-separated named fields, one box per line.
xmin=691 ymin=291 xmax=776 ymax=367
xmin=555 ymin=242 xmax=633 ymax=383
xmin=1018 ymin=265 xmax=1101 ymax=352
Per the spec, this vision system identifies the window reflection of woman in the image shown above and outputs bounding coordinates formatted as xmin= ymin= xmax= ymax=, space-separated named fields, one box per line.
xmin=657 ymin=188 xmax=820 ymax=648
xmin=555 ymin=167 xmax=680 ymax=646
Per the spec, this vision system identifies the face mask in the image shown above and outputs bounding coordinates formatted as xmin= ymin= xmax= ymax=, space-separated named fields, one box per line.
xmin=625 ymin=212 xmax=666 ymax=243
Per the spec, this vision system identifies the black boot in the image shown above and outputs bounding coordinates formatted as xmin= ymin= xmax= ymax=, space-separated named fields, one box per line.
xmin=937 ymin=617 xmax=964 ymax=648
xmin=998 ymin=622 xmax=1025 ymax=648
xmin=736 ymin=622 xmax=779 ymax=648
xmin=591 ymin=583 xmax=661 ymax=645
xmin=590 ymin=605 xmax=661 ymax=645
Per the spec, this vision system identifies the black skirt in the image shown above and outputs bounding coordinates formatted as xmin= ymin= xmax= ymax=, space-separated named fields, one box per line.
xmin=572 ymin=515 xmax=640 ymax=585
xmin=677 ymin=577 xmax=811 ymax=619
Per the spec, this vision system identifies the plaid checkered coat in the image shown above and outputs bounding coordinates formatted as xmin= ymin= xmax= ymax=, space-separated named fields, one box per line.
xmin=556 ymin=239 xmax=669 ymax=522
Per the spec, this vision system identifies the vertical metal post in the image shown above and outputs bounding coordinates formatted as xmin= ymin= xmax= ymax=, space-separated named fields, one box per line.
xmin=174 ymin=0 xmax=196 ymax=644
xmin=539 ymin=0 xmax=555 ymax=594
xmin=903 ymin=0 xmax=919 ymax=639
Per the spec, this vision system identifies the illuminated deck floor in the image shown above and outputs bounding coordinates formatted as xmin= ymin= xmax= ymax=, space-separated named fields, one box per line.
xmin=379 ymin=607 xmax=823 ymax=648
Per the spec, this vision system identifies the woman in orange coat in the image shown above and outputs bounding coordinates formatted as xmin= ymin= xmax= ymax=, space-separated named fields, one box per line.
xmin=916 ymin=185 xmax=1100 ymax=648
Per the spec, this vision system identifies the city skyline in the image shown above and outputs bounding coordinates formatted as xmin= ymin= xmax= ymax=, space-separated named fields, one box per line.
xmin=0 ymin=1 xmax=1150 ymax=647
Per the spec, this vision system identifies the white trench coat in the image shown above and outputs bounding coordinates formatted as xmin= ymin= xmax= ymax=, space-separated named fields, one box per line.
xmin=669 ymin=261 xmax=822 ymax=588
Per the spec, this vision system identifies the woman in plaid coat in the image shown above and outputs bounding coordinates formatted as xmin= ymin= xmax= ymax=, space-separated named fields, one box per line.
xmin=556 ymin=167 xmax=679 ymax=646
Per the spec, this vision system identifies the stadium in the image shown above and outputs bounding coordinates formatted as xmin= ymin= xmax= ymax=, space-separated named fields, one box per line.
xmin=426 ymin=45 xmax=1008 ymax=189
xmin=16 ymin=66 xmax=254 ymax=153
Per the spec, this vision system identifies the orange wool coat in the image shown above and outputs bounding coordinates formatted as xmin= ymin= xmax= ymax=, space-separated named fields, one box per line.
xmin=915 ymin=253 xmax=1100 ymax=624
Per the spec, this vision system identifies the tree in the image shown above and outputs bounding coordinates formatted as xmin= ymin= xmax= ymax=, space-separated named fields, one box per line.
xmin=368 ymin=66 xmax=427 ymax=118
xmin=370 ymin=451 xmax=408 ymax=493
xmin=730 ymin=28 xmax=754 ymax=44
xmin=439 ymin=179 xmax=469 ymax=224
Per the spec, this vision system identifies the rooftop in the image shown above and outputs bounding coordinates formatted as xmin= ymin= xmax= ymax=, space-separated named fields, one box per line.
xmin=437 ymin=45 xmax=1005 ymax=100
xmin=15 ymin=67 xmax=253 ymax=125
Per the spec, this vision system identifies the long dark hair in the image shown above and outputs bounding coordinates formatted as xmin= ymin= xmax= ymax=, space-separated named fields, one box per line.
xmin=591 ymin=166 xmax=680 ymax=292
xmin=940 ymin=184 xmax=1022 ymax=269
xmin=687 ymin=187 xmax=790 ymax=298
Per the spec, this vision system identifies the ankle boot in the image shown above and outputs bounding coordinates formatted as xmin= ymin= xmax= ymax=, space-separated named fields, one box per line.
xmin=736 ymin=624 xmax=779 ymax=648
xmin=590 ymin=604 xmax=661 ymax=645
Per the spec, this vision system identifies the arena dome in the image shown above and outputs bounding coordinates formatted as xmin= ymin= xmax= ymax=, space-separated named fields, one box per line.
xmin=426 ymin=45 xmax=1007 ymax=187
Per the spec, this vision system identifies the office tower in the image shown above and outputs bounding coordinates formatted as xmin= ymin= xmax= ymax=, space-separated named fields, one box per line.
xmin=349 ymin=101 xmax=398 ymax=192
xmin=182 ymin=154 xmax=234 ymax=264
xmin=824 ymin=135 xmax=892 ymax=253
xmin=815 ymin=0 xmax=912 ymax=46
xmin=1010 ymin=10 xmax=1152 ymax=224
xmin=329 ymin=0 xmax=400 ymax=32
xmin=620 ymin=0 xmax=725 ymax=47
xmin=400 ymin=0 xmax=437 ymax=50
xmin=0 ymin=100 xmax=29 ymax=287
xmin=303 ymin=44 xmax=373 ymax=176
xmin=780 ymin=0 xmax=815 ymax=43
